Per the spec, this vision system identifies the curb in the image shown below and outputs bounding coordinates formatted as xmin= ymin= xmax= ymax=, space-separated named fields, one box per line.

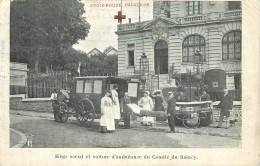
xmin=10 ymin=110 xmax=54 ymax=120
xmin=10 ymin=128 xmax=27 ymax=148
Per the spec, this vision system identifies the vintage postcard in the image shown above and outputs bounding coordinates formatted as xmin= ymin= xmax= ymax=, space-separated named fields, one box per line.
xmin=0 ymin=0 xmax=259 ymax=165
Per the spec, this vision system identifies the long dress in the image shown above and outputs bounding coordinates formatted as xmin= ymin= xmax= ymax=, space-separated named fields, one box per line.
xmin=150 ymin=95 xmax=166 ymax=121
xmin=138 ymin=96 xmax=154 ymax=124
xmin=100 ymin=96 xmax=115 ymax=131
xmin=111 ymin=89 xmax=120 ymax=120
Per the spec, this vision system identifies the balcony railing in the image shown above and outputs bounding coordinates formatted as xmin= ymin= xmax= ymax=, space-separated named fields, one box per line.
xmin=184 ymin=16 xmax=203 ymax=22
xmin=224 ymin=10 xmax=242 ymax=18
xmin=117 ymin=10 xmax=241 ymax=31
xmin=178 ymin=10 xmax=241 ymax=24
xmin=117 ymin=20 xmax=151 ymax=31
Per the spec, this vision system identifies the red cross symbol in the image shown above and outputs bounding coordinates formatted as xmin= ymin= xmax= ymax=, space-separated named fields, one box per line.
xmin=114 ymin=11 xmax=126 ymax=24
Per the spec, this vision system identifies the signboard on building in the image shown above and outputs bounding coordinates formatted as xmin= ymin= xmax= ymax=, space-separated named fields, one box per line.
xmin=128 ymin=82 xmax=138 ymax=97
xmin=226 ymin=76 xmax=235 ymax=90
xmin=212 ymin=82 xmax=219 ymax=88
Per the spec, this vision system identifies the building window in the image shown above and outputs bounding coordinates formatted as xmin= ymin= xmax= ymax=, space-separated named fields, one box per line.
xmin=166 ymin=11 xmax=171 ymax=18
xmin=228 ymin=1 xmax=241 ymax=10
xmin=182 ymin=35 xmax=206 ymax=63
xmin=127 ymin=44 xmax=135 ymax=66
xmin=222 ymin=31 xmax=241 ymax=60
xmin=187 ymin=1 xmax=202 ymax=15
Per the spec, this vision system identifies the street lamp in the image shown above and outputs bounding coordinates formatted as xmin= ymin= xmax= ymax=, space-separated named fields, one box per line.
xmin=194 ymin=50 xmax=205 ymax=99
xmin=139 ymin=53 xmax=149 ymax=91
xmin=139 ymin=53 xmax=149 ymax=76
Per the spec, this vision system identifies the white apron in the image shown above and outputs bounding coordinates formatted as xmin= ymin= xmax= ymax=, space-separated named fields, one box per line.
xmin=100 ymin=96 xmax=115 ymax=131
xmin=138 ymin=96 xmax=155 ymax=124
xmin=111 ymin=89 xmax=120 ymax=120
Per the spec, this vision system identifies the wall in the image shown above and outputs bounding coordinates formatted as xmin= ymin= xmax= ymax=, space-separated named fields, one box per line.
xmin=118 ymin=32 xmax=145 ymax=76
xmin=10 ymin=97 xmax=53 ymax=112
xmin=10 ymin=62 xmax=28 ymax=86
xmin=118 ymin=1 xmax=241 ymax=76
xmin=171 ymin=21 xmax=241 ymax=73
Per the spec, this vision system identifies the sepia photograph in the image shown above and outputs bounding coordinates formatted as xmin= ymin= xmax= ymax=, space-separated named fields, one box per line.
xmin=8 ymin=0 xmax=244 ymax=149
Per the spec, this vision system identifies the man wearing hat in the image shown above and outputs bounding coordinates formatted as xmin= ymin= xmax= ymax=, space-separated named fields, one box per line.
xmin=120 ymin=92 xmax=131 ymax=129
xmin=167 ymin=91 xmax=176 ymax=133
xmin=200 ymin=90 xmax=210 ymax=101
xmin=216 ymin=89 xmax=233 ymax=129
xmin=176 ymin=91 xmax=188 ymax=102
xmin=51 ymin=89 xmax=60 ymax=122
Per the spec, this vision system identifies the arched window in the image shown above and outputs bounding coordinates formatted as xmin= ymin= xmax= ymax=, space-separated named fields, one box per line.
xmin=222 ymin=31 xmax=241 ymax=60
xmin=182 ymin=35 xmax=206 ymax=62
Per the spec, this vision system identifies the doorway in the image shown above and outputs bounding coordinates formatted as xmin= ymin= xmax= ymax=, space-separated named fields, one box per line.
xmin=154 ymin=40 xmax=168 ymax=74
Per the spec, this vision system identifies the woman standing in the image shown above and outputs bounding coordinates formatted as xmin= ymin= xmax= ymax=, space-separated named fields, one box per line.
xmin=111 ymin=84 xmax=120 ymax=123
xmin=100 ymin=91 xmax=115 ymax=133
xmin=138 ymin=91 xmax=154 ymax=125
xmin=150 ymin=90 xmax=165 ymax=121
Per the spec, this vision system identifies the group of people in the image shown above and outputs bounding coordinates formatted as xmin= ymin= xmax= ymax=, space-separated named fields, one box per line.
xmin=100 ymin=84 xmax=122 ymax=133
xmin=52 ymin=85 xmax=234 ymax=133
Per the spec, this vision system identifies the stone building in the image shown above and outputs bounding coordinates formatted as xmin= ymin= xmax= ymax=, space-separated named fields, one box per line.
xmin=115 ymin=1 xmax=241 ymax=99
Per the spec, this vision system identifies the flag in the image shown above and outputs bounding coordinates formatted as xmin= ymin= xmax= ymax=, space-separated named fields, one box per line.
xmin=77 ymin=61 xmax=81 ymax=76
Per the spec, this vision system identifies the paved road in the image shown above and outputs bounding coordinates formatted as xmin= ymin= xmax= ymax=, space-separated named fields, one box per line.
xmin=10 ymin=114 xmax=241 ymax=148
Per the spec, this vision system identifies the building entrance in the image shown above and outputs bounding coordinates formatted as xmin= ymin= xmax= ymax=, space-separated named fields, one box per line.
xmin=154 ymin=40 xmax=168 ymax=74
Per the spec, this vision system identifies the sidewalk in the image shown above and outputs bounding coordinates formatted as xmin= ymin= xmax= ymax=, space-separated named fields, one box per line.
xmin=10 ymin=128 xmax=27 ymax=148
xmin=10 ymin=109 xmax=241 ymax=139
xmin=10 ymin=109 xmax=54 ymax=119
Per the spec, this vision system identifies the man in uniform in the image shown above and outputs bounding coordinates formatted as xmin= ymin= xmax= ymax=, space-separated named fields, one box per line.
xmin=120 ymin=92 xmax=131 ymax=129
xmin=167 ymin=91 xmax=176 ymax=133
xmin=216 ymin=89 xmax=233 ymax=129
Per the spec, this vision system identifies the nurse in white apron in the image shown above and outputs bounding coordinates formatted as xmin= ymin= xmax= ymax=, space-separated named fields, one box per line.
xmin=100 ymin=90 xmax=115 ymax=133
xmin=138 ymin=91 xmax=154 ymax=125
xmin=111 ymin=84 xmax=120 ymax=122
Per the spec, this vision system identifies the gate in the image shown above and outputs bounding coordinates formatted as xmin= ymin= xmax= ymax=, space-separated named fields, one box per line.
xmin=26 ymin=71 xmax=72 ymax=98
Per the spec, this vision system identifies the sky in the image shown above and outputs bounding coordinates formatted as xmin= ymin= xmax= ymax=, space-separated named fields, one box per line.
xmin=73 ymin=0 xmax=153 ymax=53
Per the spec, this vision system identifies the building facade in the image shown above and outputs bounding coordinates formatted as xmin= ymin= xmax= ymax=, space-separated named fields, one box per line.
xmin=116 ymin=1 xmax=241 ymax=98
xmin=10 ymin=62 xmax=29 ymax=95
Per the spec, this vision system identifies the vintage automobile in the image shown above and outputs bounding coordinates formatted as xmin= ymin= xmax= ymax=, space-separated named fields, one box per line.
xmin=53 ymin=76 xmax=140 ymax=126
xmin=174 ymin=101 xmax=213 ymax=127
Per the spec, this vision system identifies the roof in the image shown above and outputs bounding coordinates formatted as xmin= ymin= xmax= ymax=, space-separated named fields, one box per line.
xmin=103 ymin=46 xmax=118 ymax=55
xmin=86 ymin=48 xmax=102 ymax=57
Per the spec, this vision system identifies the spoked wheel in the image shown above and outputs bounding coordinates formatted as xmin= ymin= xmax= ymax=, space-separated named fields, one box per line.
xmin=183 ymin=112 xmax=200 ymax=128
xmin=76 ymin=100 xmax=95 ymax=127
xmin=58 ymin=103 xmax=69 ymax=123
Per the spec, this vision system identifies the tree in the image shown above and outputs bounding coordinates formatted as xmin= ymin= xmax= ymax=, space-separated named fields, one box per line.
xmin=10 ymin=0 xmax=90 ymax=72
xmin=80 ymin=54 xmax=118 ymax=76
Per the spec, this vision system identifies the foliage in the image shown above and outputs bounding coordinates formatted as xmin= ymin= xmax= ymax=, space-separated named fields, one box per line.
xmin=80 ymin=54 xmax=118 ymax=76
xmin=10 ymin=0 xmax=90 ymax=72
